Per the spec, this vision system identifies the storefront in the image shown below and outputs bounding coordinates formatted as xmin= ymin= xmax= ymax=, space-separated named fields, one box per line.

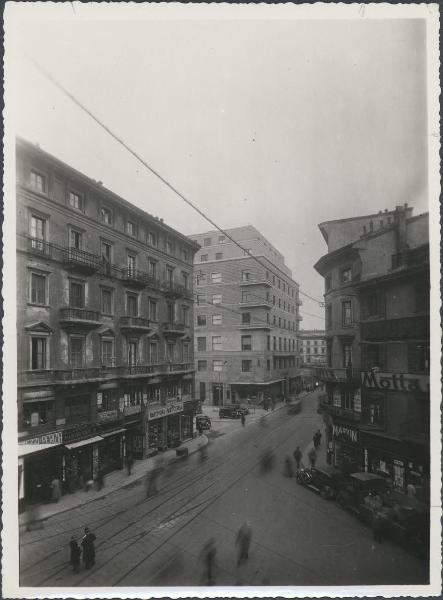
xmin=64 ymin=435 xmax=104 ymax=492
xmin=331 ymin=423 xmax=363 ymax=473
xmin=98 ymin=427 xmax=125 ymax=474
xmin=18 ymin=437 xmax=63 ymax=510
xmin=147 ymin=398 xmax=184 ymax=453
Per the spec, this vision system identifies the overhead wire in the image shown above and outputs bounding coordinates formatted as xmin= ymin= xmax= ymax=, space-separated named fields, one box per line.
xmin=24 ymin=54 xmax=325 ymax=310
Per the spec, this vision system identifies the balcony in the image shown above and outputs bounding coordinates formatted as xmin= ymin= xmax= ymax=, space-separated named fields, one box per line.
xmin=62 ymin=247 xmax=101 ymax=274
xmin=161 ymin=281 xmax=193 ymax=300
xmin=54 ymin=367 xmax=104 ymax=383
xmin=361 ymin=315 xmax=429 ymax=342
xmin=117 ymin=364 xmax=166 ymax=378
xmin=59 ymin=308 xmax=102 ymax=330
xmin=239 ymin=321 xmax=271 ymax=330
xmin=239 ymin=299 xmax=272 ymax=310
xmin=26 ymin=236 xmax=54 ymax=258
xmin=166 ymin=362 xmax=193 ymax=372
xmin=119 ymin=316 xmax=152 ymax=333
xmin=162 ymin=321 xmax=186 ymax=336
xmin=120 ymin=268 xmax=149 ymax=289
xmin=240 ymin=278 xmax=272 ymax=288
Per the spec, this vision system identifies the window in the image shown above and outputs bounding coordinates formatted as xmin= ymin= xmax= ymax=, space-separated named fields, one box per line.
xmin=147 ymin=231 xmax=157 ymax=247
xmin=166 ymin=303 xmax=175 ymax=323
xmin=278 ymin=299 xmax=281 ymax=308
xmin=341 ymin=268 xmax=352 ymax=283
xmin=342 ymin=301 xmax=352 ymax=326
xmin=201 ymin=254 xmax=208 ymax=262
xmin=69 ymin=337 xmax=84 ymax=367
xmin=242 ymin=312 xmax=251 ymax=324
xmin=149 ymin=342 xmax=159 ymax=364
xmin=69 ymin=281 xmax=84 ymax=308
xmin=414 ymin=282 xmax=430 ymax=313
xmin=273 ymin=275 xmax=276 ymax=285
xmin=267 ymin=359 xmax=271 ymax=371
xmin=197 ymin=337 xmax=207 ymax=352
xmin=212 ymin=336 xmax=222 ymax=351
xmin=198 ymin=360 xmax=207 ymax=371
xmin=31 ymin=337 xmax=47 ymax=370
xmin=241 ymin=335 xmax=252 ymax=351
xmin=212 ymin=294 xmax=222 ymax=304
xmin=128 ymin=340 xmax=138 ymax=365
xmin=30 ymin=273 xmax=46 ymax=305
xmin=70 ymin=229 xmax=82 ymax=250
xmin=127 ymin=254 xmax=136 ymax=275
xmin=30 ymin=170 xmax=46 ymax=193
xmin=101 ymin=240 xmax=112 ymax=263
xmin=273 ymin=336 xmax=276 ymax=351
xmin=166 ymin=240 xmax=173 ymax=255
xmin=166 ymin=267 xmax=174 ymax=285
xmin=408 ymin=343 xmax=430 ymax=373
xmin=241 ymin=360 xmax=252 ymax=372
xmin=279 ymin=338 xmax=282 ymax=351
xmin=211 ymin=272 xmax=222 ymax=283
xmin=212 ymin=314 xmax=222 ymax=326
xmin=183 ymin=343 xmax=190 ymax=363
xmin=100 ymin=206 xmax=112 ymax=224
xmin=204 ymin=238 xmax=212 ymax=247
xmin=182 ymin=306 xmax=190 ymax=326
xmin=69 ymin=191 xmax=83 ymax=211
xmin=343 ymin=343 xmax=353 ymax=369
xmin=181 ymin=247 xmax=189 ymax=262
xmin=182 ymin=272 xmax=189 ymax=289
xmin=149 ymin=299 xmax=158 ymax=321
xmin=127 ymin=221 xmax=136 ymax=236
xmin=197 ymin=314 xmax=207 ymax=326
xmin=101 ymin=338 xmax=115 ymax=366
xmin=30 ymin=215 xmax=46 ymax=246
xmin=283 ymin=283 xmax=286 ymax=292
xmin=126 ymin=293 xmax=138 ymax=317
xmin=196 ymin=273 xmax=206 ymax=286
xmin=267 ymin=335 xmax=270 ymax=350
xmin=101 ymin=288 xmax=113 ymax=315
xmin=278 ymin=317 xmax=281 ymax=327
xmin=218 ymin=235 xmax=226 ymax=244
xmin=215 ymin=253 xmax=223 ymax=260
xmin=314 ymin=347 xmax=318 ymax=354
xmin=213 ymin=360 xmax=223 ymax=372
xmin=273 ymin=295 xmax=276 ymax=305
xmin=242 ymin=271 xmax=250 ymax=282
xmin=242 ymin=292 xmax=250 ymax=303
xmin=166 ymin=342 xmax=175 ymax=361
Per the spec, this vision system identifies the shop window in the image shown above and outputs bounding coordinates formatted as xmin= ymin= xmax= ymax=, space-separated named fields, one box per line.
xmin=197 ymin=314 xmax=207 ymax=326
xmin=212 ymin=336 xmax=222 ymax=351
xmin=342 ymin=300 xmax=352 ymax=326
xmin=149 ymin=260 xmax=157 ymax=279
xmin=197 ymin=337 xmax=206 ymax=352
xmin=22 ymin=400 xmax=53 ymax=429
xmin=69 ymin=191 xmax=83 ymax=211
xmin=101 ymin=338 xmax=115 ymax=366
xmin=30 ymin=170 xmax=46 ymax=193
xmin=198 ymin=360 xmax=207 ymax=371
xmin=149 ymin=342 xmax=159 ymax=364
xmin=212 ymin=314 xmax=222 ymax=326
xmin=241 ymin=360 xmax=252 ymax=372
xmin=408 ymin=343 xmax=430 ymax=373
xmin=241 ymin=335 xmax=252 ymax=351
xmin=100 ymin=206 xmax=112 ymax=224
xmin=126 ymin=293 xmax=138 ymax=317
xmin=101 ymin=288 xmax=113 ymax=315
xmin=69 ymin=280 xmax=85 ymax=308
xmin=69 ymin=336 xmax=85 ymax=368
xmin=149 ymin=299 xmax=158 ymax=321
xmin=30 ymin=336 xmax=47 ymax=370
xmin=211 ymin=272 xmax=222 ymax=283
xmin=30 ymin=272 xmax=47 ymax=305
xmin=70 ymin=228 xmax=83 ymax=250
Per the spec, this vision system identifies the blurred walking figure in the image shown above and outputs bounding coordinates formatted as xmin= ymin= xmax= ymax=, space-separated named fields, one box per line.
xmin=95 ymin=466 xmax=105 ymax=491
xmin=51 ymin=475 xmax=61 ymax=503
xmin=313 ymin=429 xmax=322 ymax=450
xmin=260 ymin=448 xmax=275 ymax=474
xmin=145 ymin=457 xmax=164 ymax=498
xmin=26 ymin=504 xmax=43 ymax=531
xmin=271 ymin=398 xmax=276 ymax=411
xmin=126 ymin=452 xmax=134 ymax=476
xmin=372 ymin=511 xmax=384 ymax=543
xmin=199 ymin=443 xmax=209 ymax=463
xmin=200 ymin=537 xmax=217 ymax=585
xmin=235 ymin=522 xmax=252 ymax=566
xmin=241 ymin=413 xmax=246 ymax=427
xmin=293 ymin=446 xmax=302 ymax=470
xmin=308 ymin=447 xmax=317 ymax=468
xmin=81 ymin=527 xmax=96 ymax=569
xmin=69 ymin=535 xmax=81 ymax=574
xmin=283 ymin=456 xmax=294 ymax=478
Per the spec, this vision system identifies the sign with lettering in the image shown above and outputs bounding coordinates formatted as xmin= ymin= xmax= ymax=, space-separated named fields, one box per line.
xmin=63 ymin=423 xmax=96 ymax=444
xmin=332 ymin=424 xmax=358 ymax=443
xmin=96 ymin=410 xmax=118 ymax=423
xmin=22 ymin=431 xmax=63 ymax=445
xmin=147 ymin=400 xmax=183 ymax=421
xmin=361 ymin=371 xmax=430 ymax=394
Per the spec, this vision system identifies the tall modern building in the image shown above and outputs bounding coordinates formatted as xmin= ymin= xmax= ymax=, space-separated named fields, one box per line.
xmin=299 ymin=329 xmax=326 ymax=366
xmin=189 ymin=226 xmax=302 ymax=406
xmin=16 ymin=138 xmax=199 ymax=510
xmin=314 ymin=205 xmax=430 ymax=501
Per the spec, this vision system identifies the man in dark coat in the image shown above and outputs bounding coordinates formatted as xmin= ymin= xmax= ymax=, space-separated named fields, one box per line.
xmin=235 ymin=522 xmax=252 ymax=566
xmin=69 ymin=536 xmax=81 ymax=573
xmin=81 ymin=527 xmax=96 ymax=569
xmin=293 ymin=446 xmax=302 ymax=469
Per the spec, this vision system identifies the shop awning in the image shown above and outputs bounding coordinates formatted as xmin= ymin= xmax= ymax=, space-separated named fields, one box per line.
xmin=230 ymin=379 xmax=285 ymax=386
xmin=64 ymin=435 xmax=104 ymax=450
xmin=100 ymin=428 xmax=126 ymax=438
xmin=18 ymin=443 xmax=60 ymax=457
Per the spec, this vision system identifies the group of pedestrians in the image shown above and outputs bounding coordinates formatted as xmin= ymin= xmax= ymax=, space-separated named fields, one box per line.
xmin=200 ymin=522 xmax=252 ymax=585
xmin=69 ymin=527 xmax=96 ymax=573
xmin=283 ymin=430 xmax=323 ymax=478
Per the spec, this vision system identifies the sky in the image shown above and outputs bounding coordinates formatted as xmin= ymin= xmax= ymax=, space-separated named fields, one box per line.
xmin=8 ymin=5 xmax=430 ymax=328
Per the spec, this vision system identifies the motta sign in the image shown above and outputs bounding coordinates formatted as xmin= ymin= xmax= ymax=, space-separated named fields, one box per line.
xmin=147 ymin=401 xmax=183 ymax=421
xmin=361 ymin=371 xmax=430 ymax=393
xmin=22 ymin=431 xmax=63 ymax=445
xmin=333 ymin=424 xmax=358 ymax=443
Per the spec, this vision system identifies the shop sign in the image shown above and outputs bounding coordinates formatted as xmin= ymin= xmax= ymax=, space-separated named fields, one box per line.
xmin=124 ymin=404 xmax=141 ymax=416
xmin=332 ymin=424 xmax=358 ymax=443
xmin=361 ymin=371 xmax=430 ymax=393
xmin=97 ymin=410 xmax=118 ymax=423
xmin=147 ymin=400 xmax=183 ymax=421
xmin=63 ymin=423 xmax=96 ymax=444
xmin=353 ymin=389 xmax=361 ymax=412
xmin=22 ymin=431 xmax=63 ymax=445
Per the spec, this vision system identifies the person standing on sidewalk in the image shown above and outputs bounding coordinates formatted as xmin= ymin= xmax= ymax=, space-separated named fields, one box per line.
xmin=308 ymin=447 xmax=317 ymax=468
xmin=235 ymin=522 xmax=252 ymax=566
xmin=81 ymin=527 xmax=96 ymax=569
xmin=69 ymin=536 xmax=81 ymax=574
xmin=293 ymin=446 xmax=302 ymax=470
xmin=126 ymin=452 xmax=134 ymax=476
xmin=51 ymin=475 xmax=61 ymax=503
xmin=241 ymin=413 xmax=246 ymax=427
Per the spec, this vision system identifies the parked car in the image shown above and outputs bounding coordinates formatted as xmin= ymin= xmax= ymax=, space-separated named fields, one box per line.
xmin=237 ymin=406 xmax=250 ymax=415
xmin=336 ymin=472 xmax=388 ymax=515
xmin=195 ymin=415 xmax=211 ymax=430
xmin=296 ymin=466 xmax=349 ymax=499
xmin=219 ymin=405 xmax=242 ymax=419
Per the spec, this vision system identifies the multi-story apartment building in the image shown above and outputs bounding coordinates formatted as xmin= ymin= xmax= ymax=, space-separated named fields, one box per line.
xmin=189 ymin=226 xmax=302 ymax=406
xmin=299 ymin=329 xmax=326 ymax=366
xmin=16 ymin=138 xmax=199 ymax=510
xmin=314 ymin=205 xmax=430 ymax=501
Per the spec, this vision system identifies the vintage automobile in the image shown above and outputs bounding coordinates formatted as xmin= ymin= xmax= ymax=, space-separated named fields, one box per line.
xmin=335 ymin=472 xmax=388 ymax=515
xmin=218 ymin=405 xmax=243 ymax=419
xmin=195 ymin=415 xmax=212 ymax=431
xmin=296 ymin=466 xmax=349 ymax=499
xmin=287 ymin=397 xmax=302 ymax=414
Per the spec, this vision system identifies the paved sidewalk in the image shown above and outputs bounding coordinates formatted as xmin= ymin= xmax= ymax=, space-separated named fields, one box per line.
xmin=19 ymin=434 xmax=208 ymax=528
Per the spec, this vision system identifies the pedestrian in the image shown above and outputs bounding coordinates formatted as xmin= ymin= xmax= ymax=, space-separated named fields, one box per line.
xmin=293 ymin=446 xmax=302 ymax=470
xmin=81 ymin=527 xmax=96 ymax=569
xmin=260 ymin=448 xmax=275 ymax=474
xmin=51 ymin=475 xmax=61 ymax=503
xmin=316 ymin=429 xmax=322 ymax=447
xmin=235 ymin=522 xmax=252 ymax=566
xmin=241 ymin=413 xmax=246 ymax=427
xmin=200 ymin=537 xmax=217 ymax=585
xmin=95 ymin=467 xmax=105 ymax=491
xmin=199 ymin=444 xmax=209 ymax=463
xmin=308 ymin=447 xmax=317 ymax=468
xmin=126 ymin=452 xmax=134 ymax=476
xmin=313 ymin=432 xmax=319 ymax=450
xmin=283 ymin=456 xmax=294 ymax=478
xmin=69 ymin=535 xmax=81 ymax=574
xmin=271 ymin=398 xmax=276 ymax=411
xmin=372 ymin=511 xmax=384 ymax=543
xmin=145 ymin=457 xmax=164 ymax=498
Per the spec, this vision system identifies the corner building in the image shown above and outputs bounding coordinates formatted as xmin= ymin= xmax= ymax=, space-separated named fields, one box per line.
xmin=189 ymin=226 xmax=302 ymax=405
xmin=314 ymin=206 xmax=430 ymax=501
xmin=16 ymin=138 xmax=199 ymax=510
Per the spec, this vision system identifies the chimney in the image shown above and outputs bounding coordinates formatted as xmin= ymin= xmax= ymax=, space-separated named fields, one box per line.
xmin=394 ymin=204 xmax=408 ymax=255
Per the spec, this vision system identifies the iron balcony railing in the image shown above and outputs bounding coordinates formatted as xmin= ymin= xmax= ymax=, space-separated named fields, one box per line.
xmin=119 ymin=316 xmax=151 ymax=329
xmin=120 ymin=268 xmax=149 ymax=287
xmin=163 ymin=321 xmax=186 ymax=332
xmin=161 ymin=281 xmax=193 ymax=299
xmin=62 ymin=247 xmax=101 ymax=271
xmin=60 ymin=308 xmax=102 ymax=322
xmin=26 ymin=236 xmax=53 ymax=257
